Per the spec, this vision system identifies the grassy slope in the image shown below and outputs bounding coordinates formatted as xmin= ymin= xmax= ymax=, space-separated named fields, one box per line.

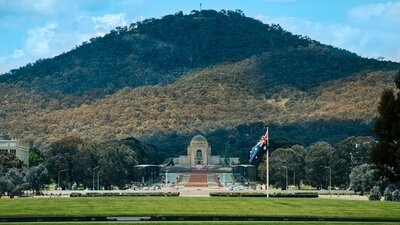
xmin=0 ymin=197 xmax=399 ymax=220
xmin=3 ymin=223 xmax=399 ymax=225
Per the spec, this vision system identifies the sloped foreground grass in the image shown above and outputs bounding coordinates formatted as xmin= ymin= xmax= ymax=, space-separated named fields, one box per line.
xmin=2 ymin=223 xmax=399 ymax=225
xmin=0 ymin=197 xmax=399 ymax=220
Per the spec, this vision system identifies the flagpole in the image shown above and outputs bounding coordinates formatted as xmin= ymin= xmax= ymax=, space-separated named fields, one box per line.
xmin=266 ymin=127 xmax=269 ymax=198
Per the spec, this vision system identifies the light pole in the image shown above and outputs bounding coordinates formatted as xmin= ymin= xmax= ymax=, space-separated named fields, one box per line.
xmin=323 ymin=166 xmax=332 ymax=196
xmin=142 ymin=173 xmax=145 ymax=186
xmin=97 ymin=170 xmax=102 ymax=190
xmin=286 ymin=166 xmax=288 ymax=191
xmin=165 ymin=170 xmax=168 ymax=187
xmin=58 ymin=169 xmax=68 ymax=190
xmin=293 ymin=170 xmax=296 ymax=188
xmin=93 ymin=166 xmax=99 ymax=190
xmin=282 ymin=165 xmax=288 ymax=191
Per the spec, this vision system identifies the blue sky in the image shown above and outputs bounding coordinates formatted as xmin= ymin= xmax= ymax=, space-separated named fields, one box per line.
xmin=0 ymin=0 xmax=399 ymax=73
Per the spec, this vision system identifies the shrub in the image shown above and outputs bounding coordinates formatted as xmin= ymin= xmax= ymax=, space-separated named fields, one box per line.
xmin=293 ymin=192 xmax=319 ymax=198
xmin=70 ymin=191 xmax=179 ymax=197
xmin=299 ymin=184 xmax=315 ymax=190
xmin=70 ymin=192 xmax=82 ymax=197
xmin=369 ymin=186 xmax=381 ymax=201
xmin=86 ymin=192 xmax=103 ymax=197
xmin=349 ymin=164 xmax=374 ymax=195
xmin=392 ymin=189 xmax=400 ymax=201
xmin=209 ymin=192 xmax=318 ymax=198
xmin=383 ymin=186 xmax=394 ymax=201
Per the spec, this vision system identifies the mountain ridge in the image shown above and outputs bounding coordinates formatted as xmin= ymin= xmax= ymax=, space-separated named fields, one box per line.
xmin=1 ymin=10 xmax=396 ymax=98
xmin=0 ymin=10 xmax=399 ymax=156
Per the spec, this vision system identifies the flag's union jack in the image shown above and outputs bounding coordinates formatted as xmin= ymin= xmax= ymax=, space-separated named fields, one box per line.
xmin=257 ymin=130 xmax=269 ymax=147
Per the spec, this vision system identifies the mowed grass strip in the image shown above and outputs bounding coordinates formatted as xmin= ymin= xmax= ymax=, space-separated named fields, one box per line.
xmin=1 ymin=223 xmax=399 ymax=225
xmin=0 ymin=197 xmax=399 ymax=220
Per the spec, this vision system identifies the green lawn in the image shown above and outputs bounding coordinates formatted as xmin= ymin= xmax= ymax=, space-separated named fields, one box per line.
xmin=1 ymin=223 xmax=399 ymax=225
xmin=0 ymin=197 xmax=399 ymax=220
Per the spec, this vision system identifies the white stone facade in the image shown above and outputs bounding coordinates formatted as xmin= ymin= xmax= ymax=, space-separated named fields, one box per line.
xmin=0 ymin=138 xmax=29 ymax=166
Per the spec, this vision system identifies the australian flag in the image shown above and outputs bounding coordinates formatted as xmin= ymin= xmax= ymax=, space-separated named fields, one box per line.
xmin=249 ymin=128 xmax=269 ymax=164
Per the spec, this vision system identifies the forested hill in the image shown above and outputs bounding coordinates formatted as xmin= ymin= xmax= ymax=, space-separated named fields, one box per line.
xmin=0 ymin=10 xmax=399 ymax=157
xmin=0 ymin=10 xmax=397 ymax=101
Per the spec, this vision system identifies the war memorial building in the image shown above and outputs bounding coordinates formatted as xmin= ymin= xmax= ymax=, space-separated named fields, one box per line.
xmin=134 ymin=135 xmax=255 ymax=183
xmin=172 ymin=135 xmax=239 ymax=167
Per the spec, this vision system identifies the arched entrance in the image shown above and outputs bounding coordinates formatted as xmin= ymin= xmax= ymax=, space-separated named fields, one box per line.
xmin=196 ymin=149 xmax=203 ymax=165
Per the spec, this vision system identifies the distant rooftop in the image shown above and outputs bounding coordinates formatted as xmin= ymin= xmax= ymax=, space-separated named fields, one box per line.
xmin=0 ymin=136 xmax=17 ymax=141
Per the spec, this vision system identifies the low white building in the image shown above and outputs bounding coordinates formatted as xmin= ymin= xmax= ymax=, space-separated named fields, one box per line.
xmin=0 ymin=138 xmax=29 ymax=166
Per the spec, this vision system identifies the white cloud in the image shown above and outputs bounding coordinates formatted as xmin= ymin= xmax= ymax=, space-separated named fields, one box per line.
xmin=92 ymin=13 xmax=128 ymax=36
xmin=0 ymin=50 xmax=23 ymax=63
xmin=0 ymin=49 xmax=26 ymax=73
xmin=347 ymin=1 xmax=400 ymax=61
xmin=0 ymin=22 xmax=59 ymax=73
xmin=25 ymin=22 xmax=58 ymax=57
xmin=256 ymin=15 xmax=361 ymax=48
xmin=0 ymin=0 xmax=56 ymax=16
xmin=256 ymin=14 xmax=400 ymax=62
xmin=349 ymin=1 xmax=400 ymax=23
xmin=11 ymin=49 xmax=24 ymax=58
xmin=0 ymin=0 xmax=149 ymax=74
xmin=0 ymin=12 xmax=134 ymax=73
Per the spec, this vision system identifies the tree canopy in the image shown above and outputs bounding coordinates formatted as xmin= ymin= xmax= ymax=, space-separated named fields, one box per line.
xmin=42 ymin=136 xmax=157 ymax=189
xmin=333 ymin=136 xmax=375 ymax=188
xmin=305 ymin=141 xmax=335 ymax=189
xmin=372 ymin=71 xmax=400 ymax=182
xmin=0 ymin=153 xmax=24 ymax=173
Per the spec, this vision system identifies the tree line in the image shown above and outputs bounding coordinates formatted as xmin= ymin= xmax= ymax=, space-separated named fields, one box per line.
xmin=257 ymin=136 xmax=375 ymax=192
xmin=0 ymin=136 xmax=161 ymax=197
xmin=0 ymin=152 xmax=49 ymax=197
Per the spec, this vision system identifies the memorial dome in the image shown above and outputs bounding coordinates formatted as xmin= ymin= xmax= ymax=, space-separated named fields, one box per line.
xmin=190 ymin=135 xmax=208 ymax=145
